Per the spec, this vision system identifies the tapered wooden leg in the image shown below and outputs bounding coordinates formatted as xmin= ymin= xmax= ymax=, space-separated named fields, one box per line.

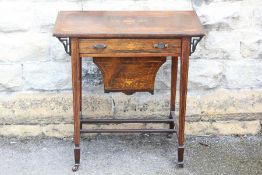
xmin=168 ymin=57 xmax=178 ymax=138
xmin=79 ymin=58 xmax=83 ymax=130
xmin=71 ymin=38 xmax=81 ymax=172
xmin=178 ymin=37 xmax=190 ymax=168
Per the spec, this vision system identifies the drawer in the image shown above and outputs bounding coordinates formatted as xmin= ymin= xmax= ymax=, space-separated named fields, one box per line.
xmin=79 ymin=39 xmax=181 ymax=56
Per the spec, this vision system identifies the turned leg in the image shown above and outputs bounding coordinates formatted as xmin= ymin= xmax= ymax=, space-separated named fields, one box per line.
xmin=168 ymin=56 xmax=178 ymax=138
xmin=71 ymin=38 xmax=81 ymax=172
xmin=178 ymin=37 xmax=190 ymax=168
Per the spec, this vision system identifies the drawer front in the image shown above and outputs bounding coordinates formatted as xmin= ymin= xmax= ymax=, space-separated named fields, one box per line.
xmin=79 ymin=39 xmax=181 ymax=56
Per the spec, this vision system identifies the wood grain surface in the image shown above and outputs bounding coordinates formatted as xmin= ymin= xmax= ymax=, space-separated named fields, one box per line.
xmin=93 ymin=57 xmax=166 ymax=95
xmin=53 ymin=11 xmax=205 ymax=38
xmin=79 ymin=39 xmax=181 ymax=57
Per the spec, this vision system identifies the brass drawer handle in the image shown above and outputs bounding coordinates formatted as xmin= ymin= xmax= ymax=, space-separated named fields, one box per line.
xmin=154 ymin=43 xmax=168 ymax=49
xmin=93 ymin=43 xmax=107 ymax=49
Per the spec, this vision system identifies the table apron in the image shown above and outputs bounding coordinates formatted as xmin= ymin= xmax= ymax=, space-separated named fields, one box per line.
xmin=78 ymin=39 xmax=181 ymax=57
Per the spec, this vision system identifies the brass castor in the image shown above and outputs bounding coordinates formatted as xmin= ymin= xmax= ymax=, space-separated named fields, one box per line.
xmin=178 ymin=163 xmax=184 ymax=168
xmin=72 ymin=164 xmax=80 ymax=172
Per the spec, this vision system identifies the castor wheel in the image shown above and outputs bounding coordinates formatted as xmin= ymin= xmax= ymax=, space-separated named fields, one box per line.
xmin=72 ymin=164 xmax=80 ymax=172
xmin=178 ymin=163 xmax=184 ymax=168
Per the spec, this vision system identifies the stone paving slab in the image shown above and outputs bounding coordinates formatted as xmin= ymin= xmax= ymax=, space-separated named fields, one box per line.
xmin=0 ymin=135 xmax=261 ymax=175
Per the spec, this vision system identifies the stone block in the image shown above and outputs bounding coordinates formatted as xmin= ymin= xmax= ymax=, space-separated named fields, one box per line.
xmin=0 ymin=125 xmax=42 ymax=137
xmin=194 ymin=0 xmax=240 ymax=29
xmin=0 ymin=120 xmax=260 ymax=138
xmin=188 ymin=60 xmax=225 ymax=90
xmin=224 ymin=60 xmax=262 ymax=89
xmin=49 ymin=37 xmax=70 ymax=62
xmin=43 ymin=124 xmax=73 ymax=138
xmin=82 ymin=94 xmax=114 ymax=118
xmin=198 ymin=89 xmax=262 ymax=117
xmin=186 ymin=120 xmax=261 ymax=135
xmin=240 ymin=31 xmax=262 ymax=59
xmin=23 ymin=62 xmax=71 ymax=90
xmin=156 ymin=59 xmax=225 ymax=91
xmin=1 ymin=89 xmax=261 ymax=124
xmin=0 ymin=93 xmax=73 ymax=124
xmin=0 ymin=0 xmax=81 ymax=33
xmin=0 ymin=92 xmax=113 ymax=124
xmin=194 ymin=31 xmax=241 ymax=60
xmin=82 ymin=59 xmax=104 ymax=88
xmin=155 ymin=60 xmax=171 ymax=90
xmin=0 ymin=33 xmax=49 ymax=62
xmin=111 ymin=93 xmax=170 ymax=118
xmin=0 ymin=64 xmax=23 ymax=91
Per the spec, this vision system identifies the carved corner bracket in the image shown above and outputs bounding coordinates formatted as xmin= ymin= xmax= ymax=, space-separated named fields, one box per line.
xmin=190 ymin=36 xmax=203 ymax=55
xmin=57 ymin=37 xmax=71 ymax=55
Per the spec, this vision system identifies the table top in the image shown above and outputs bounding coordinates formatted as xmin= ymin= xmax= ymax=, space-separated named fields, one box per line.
xmin=53 ymin=11 xmax=205 ymax=38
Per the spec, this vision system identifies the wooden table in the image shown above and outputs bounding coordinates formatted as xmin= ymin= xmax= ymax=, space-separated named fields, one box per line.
xmin=53 ymin=11 xmax=205 ymax=172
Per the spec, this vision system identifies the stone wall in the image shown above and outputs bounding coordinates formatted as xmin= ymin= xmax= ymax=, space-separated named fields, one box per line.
xmin=0 ymin=0 xmax=261 ymax=137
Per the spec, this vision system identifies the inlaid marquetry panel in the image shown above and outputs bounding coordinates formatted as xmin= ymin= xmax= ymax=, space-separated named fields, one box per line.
xmin=93 ymin=57 xmax=166 ymax=95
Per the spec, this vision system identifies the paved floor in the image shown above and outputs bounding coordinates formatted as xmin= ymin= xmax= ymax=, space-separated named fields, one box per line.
xmin=0 ymin=135 xmax=261 ymax=175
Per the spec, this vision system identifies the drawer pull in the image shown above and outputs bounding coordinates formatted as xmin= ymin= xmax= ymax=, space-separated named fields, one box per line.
xmin=154 ymin=43 xmax=168 ymax=49
xmin=93 ymin=43 xmax=107 ymax=49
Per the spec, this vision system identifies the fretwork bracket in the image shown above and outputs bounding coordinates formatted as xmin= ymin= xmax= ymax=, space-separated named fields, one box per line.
xmin=57 ymin=37 xmax=71 ymax=55
xmin=190 ymin=36 xmax=203 ymax=55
